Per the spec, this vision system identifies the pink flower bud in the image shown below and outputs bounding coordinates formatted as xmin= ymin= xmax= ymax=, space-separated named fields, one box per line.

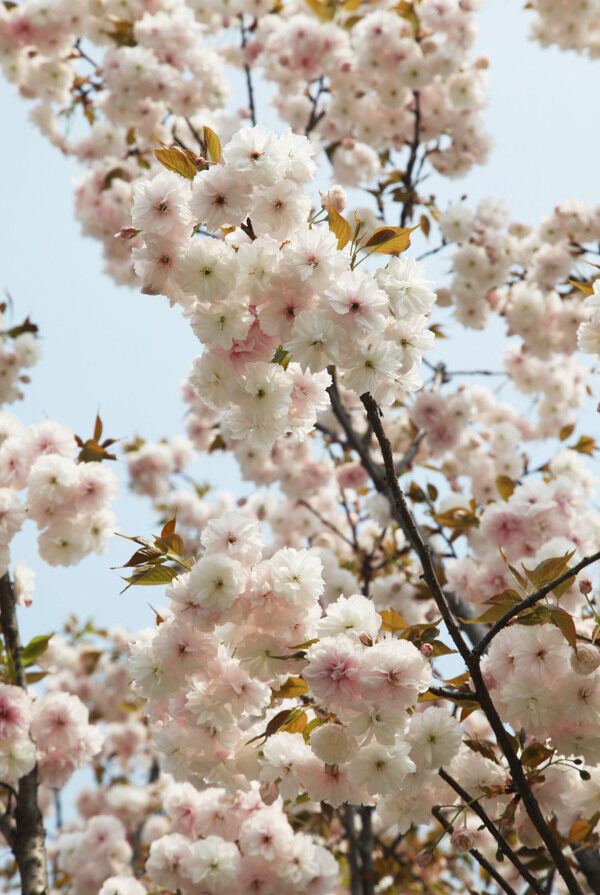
xmin=114 ymin=226 xmax=141 ymax=240
xmin=416 ymin=849 xmax=432 ymax=867
xmin=321 ymin=185 xmax=347 ymax=214
xmin=451 ymin=828 xmax=474 ymax=853
xmin=421 ymin=643 xmax=434 ymax=657
xmin=579 ymin=578 xmax=593 ymax=596
xmin=570 ymin=644 xmax=600 ymax=676
xmin=359 ymin=633 xmax=373 ymax=647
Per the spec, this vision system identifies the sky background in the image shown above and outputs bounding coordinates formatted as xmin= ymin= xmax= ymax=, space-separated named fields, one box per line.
xmin=0 ymin=0 xmax=599 ymax=644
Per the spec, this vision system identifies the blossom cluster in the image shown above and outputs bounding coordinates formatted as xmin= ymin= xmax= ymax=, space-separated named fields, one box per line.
xmin=527 ymin=0 xmax=600 ymax=56
xmin=0 ymin=0 xmax=491 ymax=288
xmin=127 ymin=124 xmax=438 ymax=450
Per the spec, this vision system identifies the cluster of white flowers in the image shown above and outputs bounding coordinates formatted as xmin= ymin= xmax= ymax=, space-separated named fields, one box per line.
xmin=527 ymin=0 xmax=600 ymax=57
xmin=0 ymin=0 xmax=491 ymax=287
xmin=127 ymin=124 xmax=438 ymax=450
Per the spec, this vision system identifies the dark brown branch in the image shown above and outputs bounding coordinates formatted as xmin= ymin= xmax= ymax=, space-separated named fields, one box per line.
xmin=325 ymin=374 xmax=487 ymax=646
xmin=431 ymin=805 xmax=518 ymax=895
xmin=361 ymin=393 xmax=584 ymax=895
xmin=0 ymin=574 xmax=48 ymax=895
xmin=400 ymin=91 xmax=421 ymax=227
xmin=239 ymin=16 xmax=257 ymax=127
xmin=438 ymin=770 xmax=543 ymax=894
xmin=358 ymin=806 xmax=375 ymax=895
xmin=343 ymin=804 xmax=362 ymax=895
xmin=473 ymin=549 xmax=600 ymax=660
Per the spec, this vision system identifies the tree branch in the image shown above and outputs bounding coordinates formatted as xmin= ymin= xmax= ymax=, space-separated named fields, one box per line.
xmin=431 ymin=805 xmax=518 ymax=895
xmin=361 ymin=393 xmax=585 ymax=895
xmin=473 ymin=549 xmax=600 ymax=660
xmin=438 ymin=770 xmax=544 ymax=894
xmin=0 ymin=573 xmax=49 ymax=895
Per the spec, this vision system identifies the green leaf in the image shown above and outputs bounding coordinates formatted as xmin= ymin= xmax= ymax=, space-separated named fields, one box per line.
xmin=362 ymin=225 xmax=418 ymax=255
xmin=328 ymin=207 xmax=352 ymax=250
xmin=464 ymin=738 xmax=500 ymax=765
xmin=203 ymin=126 xmax=221 ymax=163
xmin=121 ymin=565 xmax=179 ymax=593
xmin=272 ymin=676 xmax=309 ymax=699
xmin=21 ymin=633 xmax=53 ymax=668
xmin=550 ymin=607 xmax=577 ymax=649
xmin=522 ymin=552 xmax=575 ymax=590
xmin=521 ymin=742 xmax=554 ymax=768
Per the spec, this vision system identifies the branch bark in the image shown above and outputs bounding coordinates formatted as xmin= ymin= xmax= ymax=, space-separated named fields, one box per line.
xmin=0 ymin=573 xmax=48 ymax=895
xmin=361 ymin=392 xmax=585 ymax=895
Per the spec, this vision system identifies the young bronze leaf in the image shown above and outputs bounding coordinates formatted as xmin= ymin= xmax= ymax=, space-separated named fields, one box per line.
xmin=362 ymin=224 xmax=418 ymax=255
xmin=21 ymin=633 xmax=54 ymax=668
xmin=568 ymin=278 xmax=594 ymax=296
xmin=203 ymin=126 xmax=221 ymax=163
xmin=161 ymin=517 xmax=177 ymax=539
xmin=522 ymin=551 xmax=574 ymax=589
xmin=154 ymin=146 xmax=197 ymax=180
xmin=549 ymin=607 xmax=577 ymax=649
xmin=520 ymin=742 xmax=554 ymax=767
xmin=464 ymin=738 xmax=500 ymax=765
xmin=328 ymin=206 xmax=352 ymax=250
xmin=121 ymin=565 xmax=179 ymax=593
xmin=496 ymin=475 xmax=515 ymax=501
xmin=272 ymin=676 xmax=309 ymax=699
xmin=379 ymin=608 xmax=408 ymax=634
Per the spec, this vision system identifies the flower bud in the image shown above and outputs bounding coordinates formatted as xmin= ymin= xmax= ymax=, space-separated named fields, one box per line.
xmin=421 ymin=643 xmax=434 ymax=658
xmin=416 ymin=849 xmax=432 ymax=867
xmin=451 ymin=828 xmax=474 ymax=853
xmin=570 ymin=644 xmax=600 ymax=676
xmin=321 ymin=185 xmax=347 ymax=213
xmin=114 ymin=226 xmax=141 ymax=240
xmin=579 ymin=578 xmax=593 ymax=596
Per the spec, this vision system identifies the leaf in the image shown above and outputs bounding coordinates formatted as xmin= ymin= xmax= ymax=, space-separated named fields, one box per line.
xmin=161 ymin=517 xmax=177 ymax=539
xmin=572 ymin=435 xmax=596 ymax=455
xmin=121 ymin=565 xmax=179 ymax=593
xmin=203 ymin=126 xmax=221 ymax=163
xmin=25 ymin=670 xmax=48 ymax=683
xmin=154 ymin=146 xmax=197 ymax=180
xmin=282 ymin=709 xmax=308 ymax=734
xmin=432 ymin=506 xmax=479 ymax=530
xmin=264 ymin=709 xmax=294 ymax=738
xmin=119 ymin=544 xmax=164 ymax=567
xmin=426 ymin=483 xmax=438 ymax=502
xmin=362 ymin=225 xmax=418 ymax=255
xmin=442 ymin=671 xmax=471 ymax=688
xmin=550 ymin=608 xmax=577 ymax=649
xmin=560 ymin=423 xmax=575 ymax=441
xmin=428 ymin=640 xmax=456 ymax=657
xmin=522 ymin=552 xmax=575 ymax=590
xmin=302 ymin=0 xmax=336 ymax=19
xmin=272 ymin=676 xmax=309 ymax=699
xmin=461 ymin=601 xmax=517 ymax=625
xmin=568 ymin=278 xmax=594 ymax=296
xmin=104 ymin=17 xmax=136 ymax=46
xmin=496 ymin=475 xmax=515 ymax=501
xmin=420 ymin=214 xmax=430 ymax=238
xmin=499 ymin=546 xmax=529 ymax=592
xmin=464 ymin=738 xmax=500 ymax=765
xmin=521 ymin=742 xmax=554 ymax=768
xmin=379 ymin=609 xmax=408 ymax=634
xmin=209 ymin=434 xmax=226 ymax=452
xmin=407 ymin=481 xmax=426 ymax=502
xmin=328 ymin=206 xmax=352 ymax=250
xmin=163 ymin=533 xmax=185 ymax=556
xmin=21 ymin=633 xmax=53 ymax=668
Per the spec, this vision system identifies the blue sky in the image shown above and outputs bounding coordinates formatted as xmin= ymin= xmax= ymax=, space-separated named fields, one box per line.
xmin=0 ymin=1 xmax=599 ymax=643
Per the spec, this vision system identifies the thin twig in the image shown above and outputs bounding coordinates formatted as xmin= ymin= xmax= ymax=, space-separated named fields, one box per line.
xmin=239 ymin=16 xmax=257 ymax=127
xmin=432 ymin=805 xmax=518 ymax=895
xmin=473 ymin=549 xmax=600 ymax=659
xmin=438 ymin=771 xmax=543 ymax=894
